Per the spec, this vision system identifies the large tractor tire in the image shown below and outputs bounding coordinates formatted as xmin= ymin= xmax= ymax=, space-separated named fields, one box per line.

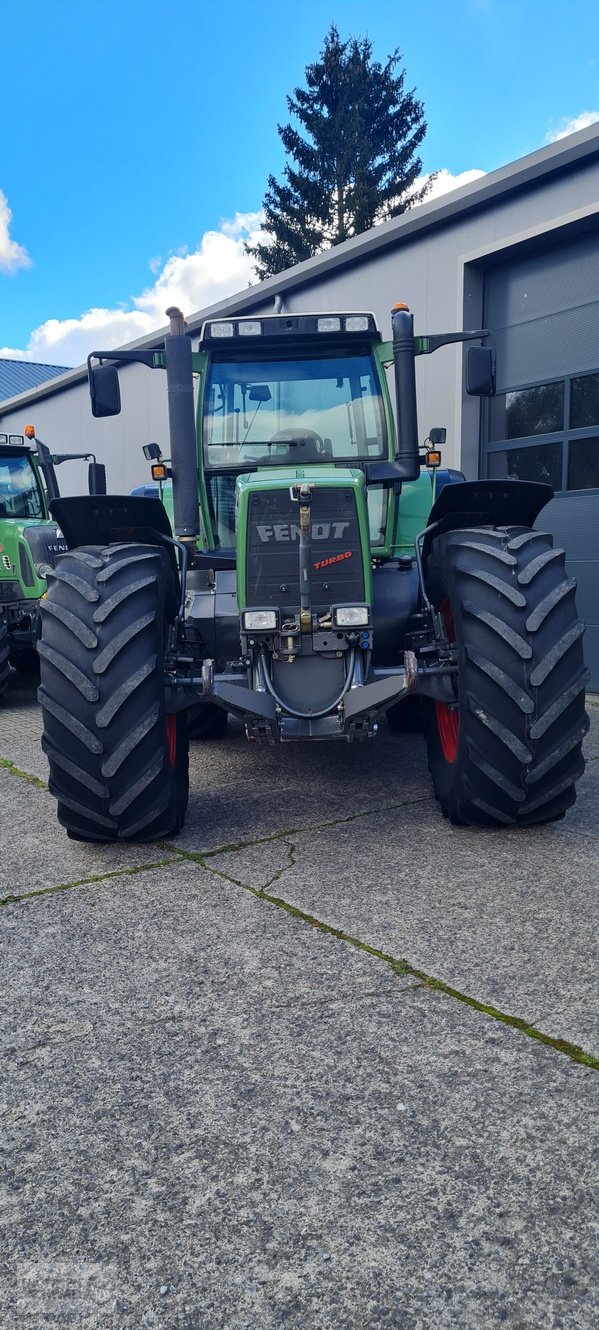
xmin=9 ymin=644 xmax=40 ymax=676
xmin=37 ymin=543 xmax=189 ymax=841
xmin=423 ymin=526 xmax=589 ymax=827
xmin=0 ymin=612 xmax=9 ymax=701
xmin=187 ymin=701 xmax=228 ymax=741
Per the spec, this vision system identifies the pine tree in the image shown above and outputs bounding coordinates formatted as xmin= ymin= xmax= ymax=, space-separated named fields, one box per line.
xmin=247 ymin=26 xmax=433 ymax=280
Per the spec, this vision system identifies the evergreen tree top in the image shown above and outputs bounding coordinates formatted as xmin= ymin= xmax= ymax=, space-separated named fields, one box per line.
xmin=247 ymin=25 xmax=434 ymax=281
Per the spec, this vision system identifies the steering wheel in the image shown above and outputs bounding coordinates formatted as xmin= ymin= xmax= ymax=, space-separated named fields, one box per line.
xmin=269 ymin=427 xmax=324 ymax=452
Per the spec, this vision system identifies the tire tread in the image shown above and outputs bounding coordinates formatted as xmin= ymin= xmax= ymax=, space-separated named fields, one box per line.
xmin=38 ymin=543 xmax=188 ymax=841
xmin=424 ymin=526 xmax=588 ymax=827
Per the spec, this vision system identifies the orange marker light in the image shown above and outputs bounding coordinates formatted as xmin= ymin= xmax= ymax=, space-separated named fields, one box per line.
xmin=391 ymin=302 xmax=410 ymax=311
xmin=24 ymin=424 xmax=36 ymax=438
xmin=426 ymin=450 xmax=442 ymax=468
xmin=151 ymin=463 xmax=169 ymax=481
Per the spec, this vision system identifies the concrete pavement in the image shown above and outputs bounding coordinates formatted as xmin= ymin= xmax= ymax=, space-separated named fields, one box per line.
xmin=0 ymin=671 xmax=597 ymax=1329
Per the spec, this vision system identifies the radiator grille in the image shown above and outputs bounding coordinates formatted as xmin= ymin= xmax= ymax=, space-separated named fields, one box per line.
xmin=245 ymin=486 xmax=365 ymax=612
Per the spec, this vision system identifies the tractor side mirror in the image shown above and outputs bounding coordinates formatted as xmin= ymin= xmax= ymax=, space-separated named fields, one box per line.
xmin=143 ymin=442 xmax=163 ymax=461
xmin=89 ymin=364 xmax=121 ymax=417
xmin=248 ymin=385 xmax=272 ymax=402
xmin=88 ymin=462 xmax=107 ymax=495
xmin=429 ymin=427 xmax=446 ymax=446
xmin=363 ymin=460 xmax=405 ymax=488
xmin=466 ymin=346 xmax=495 ymax=396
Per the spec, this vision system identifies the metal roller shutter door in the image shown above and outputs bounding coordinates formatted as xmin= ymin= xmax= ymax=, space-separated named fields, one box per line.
xmin=483 ymin=232 xmax=599 ymax=688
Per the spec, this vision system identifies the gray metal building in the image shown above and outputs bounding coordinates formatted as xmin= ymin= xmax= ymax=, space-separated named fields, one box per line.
xmin=1 ymin=124 xmax=598 ymax=680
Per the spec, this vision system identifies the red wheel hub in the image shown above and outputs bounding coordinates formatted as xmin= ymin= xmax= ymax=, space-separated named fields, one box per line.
xmin=166 ymin=714 xmax=177 ymax=768
xmin=435 ymin=597 xmax=459 ymax=764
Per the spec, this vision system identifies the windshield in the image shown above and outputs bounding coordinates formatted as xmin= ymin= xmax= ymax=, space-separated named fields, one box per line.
xmin=0 ymin=453 xmax=44 ymax=519
xmin=203 ymin=350 xmax=386 ymax=469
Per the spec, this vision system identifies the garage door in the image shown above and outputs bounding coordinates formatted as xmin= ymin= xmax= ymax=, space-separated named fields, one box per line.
xmin=482 ymin=230 xmax=599 ymax=689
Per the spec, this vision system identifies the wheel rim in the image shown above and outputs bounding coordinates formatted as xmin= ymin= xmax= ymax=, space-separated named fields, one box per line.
xmin=435 ymin=596 xmax=459 ymax=764
xmin=166 ymin=714 xmax=177 ymax=768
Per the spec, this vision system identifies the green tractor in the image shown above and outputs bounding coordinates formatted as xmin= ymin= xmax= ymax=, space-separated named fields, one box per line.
xmin=0 ymin=427 xmax=106 ymax=700
xmin=36 ymin=305 xmax=588 ymax=840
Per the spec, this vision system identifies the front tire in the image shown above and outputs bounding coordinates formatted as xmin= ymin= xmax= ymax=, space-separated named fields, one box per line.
xmin=38 ymin=543 xmax=189 ymax=841
xmin=423 ymin=526 xmax=589 ymax=826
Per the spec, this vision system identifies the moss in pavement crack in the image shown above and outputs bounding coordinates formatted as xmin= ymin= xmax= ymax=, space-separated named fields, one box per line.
xmin=157 ymin=792 xmax=432 ymax=863
xmin=0 ymin=757 xmax=48 ymax=790
xmin=183 ymin=840 xmax=599 ymax=1073
xmin=0 ymin=856 xmax=184 ymax=908
xmin=204 ymin=838 xmax=298 ymax=896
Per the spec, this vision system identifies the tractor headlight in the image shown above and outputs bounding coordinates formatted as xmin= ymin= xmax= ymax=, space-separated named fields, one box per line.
xmin=238 ymin=320 xmax=261 ymax=336
xmin=345 ymin=316 xmax=370 ymax=332
xmin=334 ymin=606 xmax=370 ymax=627
xmin=317 ymin=317 xmax=341 ymax=333
xmin=242 ymin=610 xmax=278 ymax=631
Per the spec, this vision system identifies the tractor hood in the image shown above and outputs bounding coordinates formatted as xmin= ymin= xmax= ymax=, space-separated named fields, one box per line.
xmin=234 ymin=466 xmax=372 ymax=615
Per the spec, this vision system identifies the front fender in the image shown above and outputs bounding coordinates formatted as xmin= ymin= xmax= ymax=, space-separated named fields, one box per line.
xmin=423 ymin=479 xmax=553 ymax=562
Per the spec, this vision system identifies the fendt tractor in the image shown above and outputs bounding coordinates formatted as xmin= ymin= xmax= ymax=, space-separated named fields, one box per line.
xmin=0 ymin=427 xmax=106 ymax=700
xmin=36 ymin=305 xmax=589 ymax=841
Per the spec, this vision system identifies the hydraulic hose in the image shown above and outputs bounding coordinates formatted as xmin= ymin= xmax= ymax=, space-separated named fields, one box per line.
xmin=258 ymin=648 xmax=357 ymax=720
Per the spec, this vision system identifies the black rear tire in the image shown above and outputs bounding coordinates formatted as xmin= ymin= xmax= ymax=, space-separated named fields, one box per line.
xmin=187 ymin=701 xmax=228 ymax=740
xmin=9 ymin=644 xmax=40 ymax=675
xmin=423 ymin=526 xmax=589 ymax=827
xmin=38 ymin=543 xmax=189 ymax=841
xmin=387 ymin=695 xmax=423 ymax=733
xmin=0 ymin=613 xmax=9 ymax=701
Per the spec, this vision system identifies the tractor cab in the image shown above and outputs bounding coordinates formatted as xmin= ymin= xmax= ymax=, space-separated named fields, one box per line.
xmin=146 ymin=311 xmax=438 ymax=569
xmin=197 ymin=313 xmax=396 ymax=555
xmin=0 ymin=443 xmax=47 ymax=521
xmin=0 ymin=429 xmax=106 ymax=695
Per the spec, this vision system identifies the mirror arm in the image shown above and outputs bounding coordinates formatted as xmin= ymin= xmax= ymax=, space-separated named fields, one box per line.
xmin=415 ymin=329 xmax=491 ymax=355
xmin=87 ymin=348 xmax=164 ymax=372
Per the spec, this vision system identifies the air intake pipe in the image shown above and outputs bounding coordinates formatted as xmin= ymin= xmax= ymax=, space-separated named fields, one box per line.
xmin=165 ymin=306 xmax=200 ymax=549
xmin=391 ymin=305 xmax=421 ymax=482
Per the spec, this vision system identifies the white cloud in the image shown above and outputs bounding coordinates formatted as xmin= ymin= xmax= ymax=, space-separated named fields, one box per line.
xmin=417 ymin=167 xmax=486 ymax=201
xmin=0 ymin=190 xmax=31 ymax=273
xmin=133 ymin=212 xmax=264 ymax=323
xmin=546 ymin=110 xmax=599 ymax=142
xmin=0 ymin=211 xmax=266 ymax=368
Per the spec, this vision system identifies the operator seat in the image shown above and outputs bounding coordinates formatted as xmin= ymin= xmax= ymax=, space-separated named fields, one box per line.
xmin=268 ymin=427 xmax=325 ymax=463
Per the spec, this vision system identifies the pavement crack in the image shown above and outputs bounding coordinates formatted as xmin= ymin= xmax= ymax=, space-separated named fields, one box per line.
xmin=158 ymin=792 xmax=432 ymax=864
xmin=202 ymin=839 xmax=297 ymax=896
xmin=176 ymin=842 xmax=599 ymax=1072
xmin=0 ymin=757 xmax=48 ymax=791
xmin=0 ymin=856 xmax=184 ymax=908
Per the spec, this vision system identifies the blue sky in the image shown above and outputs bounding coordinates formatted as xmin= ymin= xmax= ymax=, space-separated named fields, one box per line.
xmin=1 ymin=0 xmax=598 ymax=366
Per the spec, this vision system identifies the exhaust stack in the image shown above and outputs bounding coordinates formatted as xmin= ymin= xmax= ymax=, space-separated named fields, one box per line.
xmin=391 ymin=305 xmax=420 ymax=482
xmin=165 ymin=307 xmax=200 ymax=549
